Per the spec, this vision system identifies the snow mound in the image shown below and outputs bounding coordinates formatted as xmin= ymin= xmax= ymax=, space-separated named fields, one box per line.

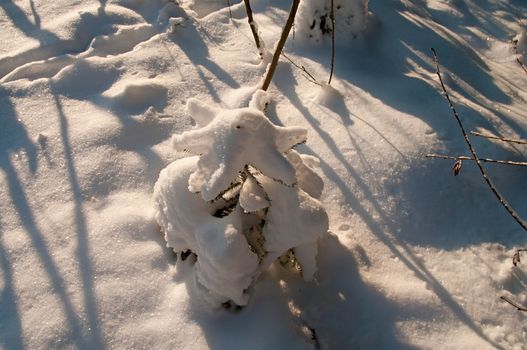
xmin=103 ymin=79 xmax=168 ymax=113
xmin=296 ymin=0 xmax=371 ymax=44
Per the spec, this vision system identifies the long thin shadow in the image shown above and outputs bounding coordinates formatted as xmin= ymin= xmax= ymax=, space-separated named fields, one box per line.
xmin=0 ymin=0 xmax=59 ymax=45
xmin=0 ymin=234 xmax=24 ymax=350
xmin=98 ymin=0 xmax=107 ymax=16
xmin=1 ymin=158 xmax=88 ymax=348
xmin=29 ymin=0 xmax=40 ymax=28
xmin=286 ymin=234 xmax=419 ymax=349
xmin=0 ymin=87 xmax=86 ymax=347
xmin=51 ymin=88 xmax=104 ymax=349
xmin=274 ymin=67 xmax=503 ymax=349
xmin=313 ymin=155 xmax=504 ymax=350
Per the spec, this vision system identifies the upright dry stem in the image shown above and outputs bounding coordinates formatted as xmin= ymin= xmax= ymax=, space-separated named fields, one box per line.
xmin=243 ymin=0 xmax=262 ymax=57
xmin=501 ymin=296 xmax=527 ymax=312
xmin=262 ymin=0 xmax=301 ymax=91
xmin=431 ymin=47 xmax=527 ymax=232
xmin=328 ymin=0 xmax=335 ymax=85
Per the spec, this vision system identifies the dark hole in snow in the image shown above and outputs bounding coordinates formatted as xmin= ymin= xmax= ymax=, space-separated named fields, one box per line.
xmin=180 ymin=249 xmax=193 ymax=261
xmin=319 ymin=15 xmax=332 ymax=34
xmin=235 ymin=125 xmax=241 ymax=129
xmin=310 ymin=19 xmax=316 ymax=30
xmin=213 ymin=201 xmax=237 ymax=217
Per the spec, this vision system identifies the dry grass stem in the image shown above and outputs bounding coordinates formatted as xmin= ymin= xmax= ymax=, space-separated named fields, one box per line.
xmin=426 ymin=154 xmax=527 ymax=167
xmin=470 ymin=131 xmax=527 ymax=145
xmin=431 ymin=47 xmax=527 ymax=232
xmin=262 ymin=0 xmax=300 ymax=91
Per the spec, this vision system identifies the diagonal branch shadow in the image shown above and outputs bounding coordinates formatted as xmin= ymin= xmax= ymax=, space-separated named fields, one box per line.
xmin=0 ymin=85 xmax=101 ymax=349
xmin=50 ymin=85 xmax=104 ymax=349
xmin=0 ymin=228 xmax=24 ymax=350
xmin=166 ymin=16 xmax=240 ymax=104
xmin=272 ymin=64 xmax=505 ymax=349
xmin=0 ymin=0 xmax=59 ymax=45
xmin=0 ymin=156 xmax=88 ymax=348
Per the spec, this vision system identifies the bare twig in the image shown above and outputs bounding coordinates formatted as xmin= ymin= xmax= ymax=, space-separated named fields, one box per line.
xmin=328 ymin=0 xmax=335 ymax=85
xmin=517 ymin=57 xmax=527 ymax=76
xmin=243 ymin=0 xmax=263 ymax=58
xmin=500 ymin=296 xmax=527 ymax=311
xmin=426 ymin=154 xmax=527 ymax=167
xmin=262 ymin=0 xmax=300 ymax=91
xmin=431 ymin=47 xmax=527 ymax=232
xmin=512 ymin=249 xmax=527 ymax=266
xmin=226 ymin=0 xmax=233 ymax=20
xmin=281 ymin=52 xmax=321 ymax=86
xmin=470 ymin=131 xmax=527 ymax=145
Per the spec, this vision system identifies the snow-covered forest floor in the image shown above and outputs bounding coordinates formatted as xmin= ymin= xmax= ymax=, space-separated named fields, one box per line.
xmin=1 ymin=0 xmax=527 ymax=348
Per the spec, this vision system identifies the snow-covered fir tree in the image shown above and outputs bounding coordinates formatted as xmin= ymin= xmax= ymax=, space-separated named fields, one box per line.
xmin=153 ymin=91 xmax=328 ymax=307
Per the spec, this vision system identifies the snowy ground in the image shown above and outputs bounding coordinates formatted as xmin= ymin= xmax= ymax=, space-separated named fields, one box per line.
xmin=1 ymin=0 xmax=527 ymax=349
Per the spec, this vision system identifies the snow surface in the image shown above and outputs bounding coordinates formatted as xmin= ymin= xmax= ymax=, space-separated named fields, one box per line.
xmin=2 ymin=0 xmax=527 ymax=349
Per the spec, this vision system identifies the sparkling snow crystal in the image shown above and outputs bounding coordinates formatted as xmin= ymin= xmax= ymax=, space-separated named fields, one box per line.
xmin=153 ymin=95 xmax=328 ymax=307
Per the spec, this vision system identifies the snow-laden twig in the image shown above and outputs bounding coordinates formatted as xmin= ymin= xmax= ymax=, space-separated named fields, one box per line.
xmin=426 ymin=154 xmax=527 ymax=167
xmin=262 ymin=0 xmax=301 ymax=91
xmin=470 ymin=131 xmax=527 ymax=145
xmin=431 ymin=47 xmax=527 ymax=232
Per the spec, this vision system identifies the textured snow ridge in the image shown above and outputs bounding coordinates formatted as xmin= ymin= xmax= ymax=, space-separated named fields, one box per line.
xmin=296 ymin=0 xmax=370 ymax=43
xmin=154 ymin=99 xmax=329 ymax=306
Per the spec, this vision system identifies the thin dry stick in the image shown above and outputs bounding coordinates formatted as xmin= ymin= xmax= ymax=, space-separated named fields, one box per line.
xmin=226 ymin=0 xmax=233 ymax=20
xmin=517 ymin=57 xmax=527 ymax=76
xmin=281 ymin=52 xmax=321 ymax=86
xmin=431 ymin=47 xmax=527 ymax=232
xmin=328 ymin=0 xmax=335 ymax=85
xmin=262 ymin=0 xmax=301 ymax=91
xmin=243 ymin=0 xmax=262 ymax=57
xmin=470 ymin=131 xmax=527 ymax=145
xmin=426 ymin=154 xmax=527 ymax=167
xmin=500 ymin=296 xmax=527 ymax=312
